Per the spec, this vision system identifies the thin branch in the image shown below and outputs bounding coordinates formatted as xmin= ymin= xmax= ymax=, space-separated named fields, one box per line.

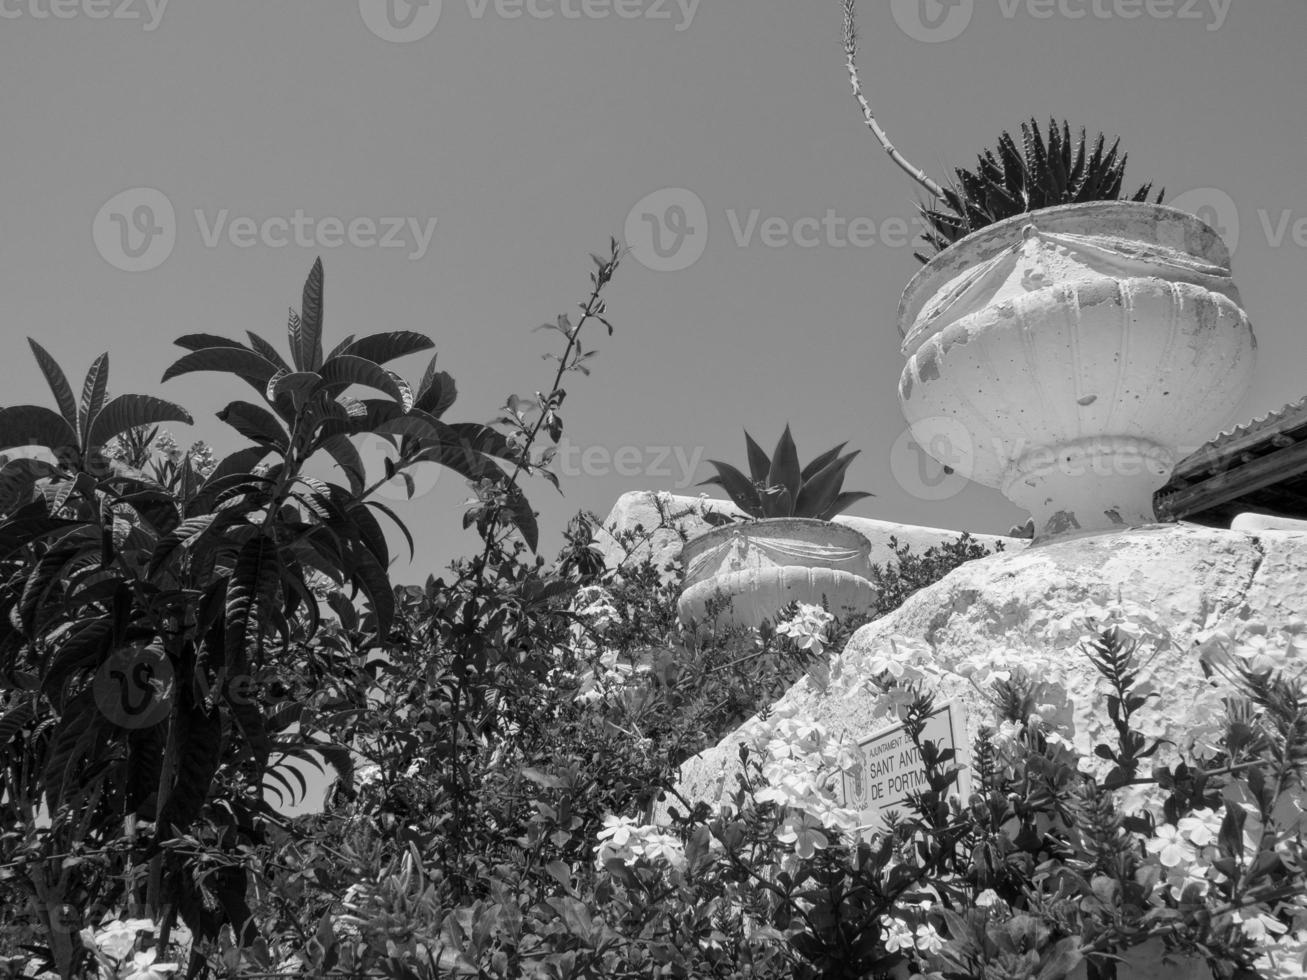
xmin=842 ymin=0 xmax=944 ymax=200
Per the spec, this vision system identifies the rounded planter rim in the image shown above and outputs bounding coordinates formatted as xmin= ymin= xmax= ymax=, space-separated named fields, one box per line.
xmin=679 ymin=517 xmax=872 ymax=563
xmin=897 ymin=200 xmax=1231 ymax=341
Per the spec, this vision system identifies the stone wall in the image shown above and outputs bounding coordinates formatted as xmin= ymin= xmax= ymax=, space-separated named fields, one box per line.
xmin=672 ymin=522 xmax=1307 ymax=816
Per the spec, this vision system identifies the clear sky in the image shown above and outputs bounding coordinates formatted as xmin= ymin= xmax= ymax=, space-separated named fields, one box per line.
xmin=3 ymin=0 xmax=1306 ymax=580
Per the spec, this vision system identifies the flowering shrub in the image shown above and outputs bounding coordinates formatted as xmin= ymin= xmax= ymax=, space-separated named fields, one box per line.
xmin=2 ymin=251 xmax=1303 ymax=980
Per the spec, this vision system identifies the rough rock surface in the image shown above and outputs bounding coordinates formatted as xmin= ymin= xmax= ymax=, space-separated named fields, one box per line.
xmin=674 ymin=522 xmax=1307 ymax=811
xmin=595 ymin=491 xmax=1018 ymax=579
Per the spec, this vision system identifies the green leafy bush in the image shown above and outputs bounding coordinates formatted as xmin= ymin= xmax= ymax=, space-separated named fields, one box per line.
xmin=2 ymin=248 xmax=1304 ymax=980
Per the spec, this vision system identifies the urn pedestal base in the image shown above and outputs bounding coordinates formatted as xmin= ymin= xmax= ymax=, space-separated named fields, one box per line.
xmin=1003 ymin=436 xmax=1173 ymax=540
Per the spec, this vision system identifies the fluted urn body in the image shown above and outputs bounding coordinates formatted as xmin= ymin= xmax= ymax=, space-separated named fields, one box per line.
xmin=676 ymin=519 xmax=876 ymax=628
xmin=898 ymin=202 xmax=1256 ymax=542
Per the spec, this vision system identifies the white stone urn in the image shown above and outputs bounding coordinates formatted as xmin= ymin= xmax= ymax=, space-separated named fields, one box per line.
xmin=898 ymin=201 xmax=1256 ymax=542
xmin=676 ymin=518 xmax=876 ymax=628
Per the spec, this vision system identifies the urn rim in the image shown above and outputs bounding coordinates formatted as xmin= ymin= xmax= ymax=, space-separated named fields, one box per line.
xmin=678 ymin=516 xmax=873 ymax=565
xmin=897 ymin=200 xmax=1234 ymax=341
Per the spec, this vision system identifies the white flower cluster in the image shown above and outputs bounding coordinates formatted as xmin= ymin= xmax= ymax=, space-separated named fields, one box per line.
xmin=595 ymin=814 xmax=686 ymax=869
xmin=570 ymin=585 xmax=620 ymax=641
xmin=1187 ymin=618 xmax=1307 ymax=761
xmin=1142 ymin=808 xmax=1227 ymax=900
xmin=881 ymin=900 xmax=944 ymax=957
xmin=565 ymin=586 xmax=645 ymax=705
xmin=1197 ymin=618 xmax=1307 ymax=681
xmin=953 ymin=645 xmax=1076 ymax=753
xmin=834 ymin=636 xmax=947 ymax=723
xmin=744 ymin=705 xmax=860 ymax=858
xmin=774 ymin=602 xmax=836 ymax=655
xmin=79 ymin=919 xmax=180 ymax=980
xmin=573 ymin=647 xmax=649 ymax=706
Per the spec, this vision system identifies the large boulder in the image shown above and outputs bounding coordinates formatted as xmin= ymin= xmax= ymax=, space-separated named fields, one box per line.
xmin=673 ymin=521 xmax=1307 ymax=812
xmin=594 ymin=491 xmax=1018 ymax=580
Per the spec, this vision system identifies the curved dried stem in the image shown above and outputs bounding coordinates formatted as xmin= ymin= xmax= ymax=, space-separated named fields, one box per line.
xmin=842 ymin=0 xmax=944 ymax=200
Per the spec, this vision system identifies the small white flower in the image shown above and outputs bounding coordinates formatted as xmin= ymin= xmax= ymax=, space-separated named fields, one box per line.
xmin=1146 ymin=824 xmax=1196 ymax=868
xmin=123 ymin=949 xmax=179 ymax=980
xmin=914 ymin=923 xmax=944 ymax=954
xmin=975 ymin=889 xmax=1002 ymax=908
xmin=882 ymin=917 xmax=915 ymax=953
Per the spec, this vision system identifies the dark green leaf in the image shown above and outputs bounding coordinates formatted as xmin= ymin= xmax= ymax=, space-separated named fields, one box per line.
xmin=86 ymin=395 xmax=193 ymax=450
xmin=162 ymin=347 xmax=280 ymax=386
xmin=27 ymin=339 xmax=79 ymax=431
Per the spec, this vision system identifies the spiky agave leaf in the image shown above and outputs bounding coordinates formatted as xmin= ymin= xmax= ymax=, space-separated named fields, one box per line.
xmin=700 ymin=427 xmax=872 ymax=520
xmin=917 ymin=119 xmax=1163 ymax=261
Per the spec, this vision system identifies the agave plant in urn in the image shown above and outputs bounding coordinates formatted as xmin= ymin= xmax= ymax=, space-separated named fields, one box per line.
xmin=678 ymin=425 xmax=876 ymax=628
xmin=843 ymin=3 xmax=1256 ymax=542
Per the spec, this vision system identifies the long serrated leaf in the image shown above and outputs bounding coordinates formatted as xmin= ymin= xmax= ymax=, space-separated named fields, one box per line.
xmin=318 ymin=435 xmax=366 ymax=496
xmin=162 ymin=347 xmax=279 ymax=385
xmin=78 ymin=353 xmax=109 ymax=445
xmin=245 ymin=331 xmax=291 ymax=372
xmin=27 ymin=339 xmax=78 ymax=431
xmin=0 ymin=406 xmax=78 ymax=454
xmin=174 ymin=333 xmax=250 ymax=352
xmin=365 ymin=499 xmax=414 ymax=562
xmin=319 ymin=355 xmax=408 ymax=405
xmin=216 ymin=401 xmax=289 ymax=451
xmin=299 ymin=258 xmax=325 ymax=372
xmin=86 ymin=395 xmax=193 ymax=450
xmin=200 ymin=446 xmax=273 ymax=491
xmin=338 ymin=331 xmax=434 ymax=367
xmin=0 ymin=457 xmax=59 ymax=515
xmin=224 ymin=535 xmax=279 ymax=677
xmin=346 ymin=543 xmax=395 ymax=638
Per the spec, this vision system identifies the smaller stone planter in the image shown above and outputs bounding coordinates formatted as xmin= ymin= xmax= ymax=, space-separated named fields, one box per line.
xmin=676 ymin=518 xmax=876 ymax=628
